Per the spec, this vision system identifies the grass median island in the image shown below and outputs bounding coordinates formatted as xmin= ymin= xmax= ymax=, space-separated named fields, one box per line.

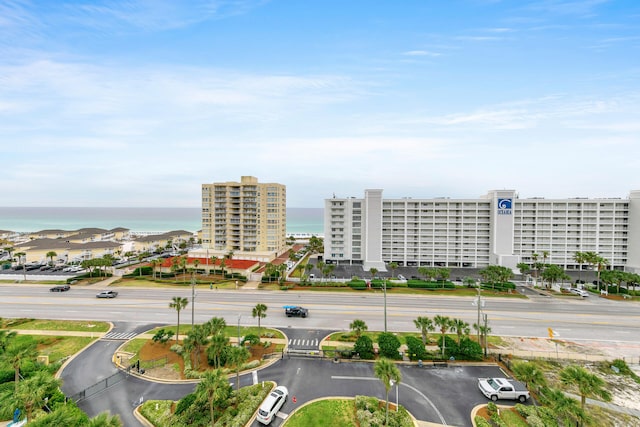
xmin=284 ymin=396 xmax=413 ymax=427
xmin=4 ymin=318 xmax=110 ymax=332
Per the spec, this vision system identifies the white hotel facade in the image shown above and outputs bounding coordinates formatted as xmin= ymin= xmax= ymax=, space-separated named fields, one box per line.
xmin=323 ymin=189 xmax=640 ymax=274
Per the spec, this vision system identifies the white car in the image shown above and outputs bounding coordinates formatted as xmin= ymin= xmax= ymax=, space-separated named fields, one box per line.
xmin=570 ymin=288 xmax=589 ymax=297
xmin=256 ymin=385 xmax=288 ymax=424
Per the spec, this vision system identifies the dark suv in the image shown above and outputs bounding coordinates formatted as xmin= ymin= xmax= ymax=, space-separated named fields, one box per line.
xmin=285 ymin=306 xmax=309 ymax=318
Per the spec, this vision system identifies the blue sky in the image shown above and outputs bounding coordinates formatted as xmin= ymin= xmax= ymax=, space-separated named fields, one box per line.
xmin=2 ymin=0 xmax=639 ymax=207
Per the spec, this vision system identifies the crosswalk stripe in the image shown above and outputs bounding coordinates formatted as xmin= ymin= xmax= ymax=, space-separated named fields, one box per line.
xmin=102 ymin=332 xmax=137 ymax=340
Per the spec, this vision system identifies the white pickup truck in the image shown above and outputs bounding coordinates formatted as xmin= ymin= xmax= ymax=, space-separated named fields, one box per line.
xmin=478 ymin=377 xmax=530 ymax=402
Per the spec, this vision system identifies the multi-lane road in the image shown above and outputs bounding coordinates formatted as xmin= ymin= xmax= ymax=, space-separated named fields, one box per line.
xmin=3 ymin=283 xmax=640 ymax=426
xmin=2 ymin=283 xmax=639 ymax=344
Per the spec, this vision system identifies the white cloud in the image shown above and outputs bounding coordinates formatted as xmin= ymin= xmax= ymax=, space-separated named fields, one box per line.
xmin=402 ymin=50 xmax=442 ymax=57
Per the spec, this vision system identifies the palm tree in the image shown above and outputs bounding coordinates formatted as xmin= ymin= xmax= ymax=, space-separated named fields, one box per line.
xmin=149 ymin=259 xmax=159 ymax=280
xmin=473 ymin=322 xmax=492 ymax=355
xmin=0 ymin=328 xmax=17 ymax=353
xmin=179 ymin=256 xmax=187 ymax=284
xmin=209 ymin=255 xmax=218 ymax=276
xmin=560 ymin=365 xmax=611 ymax=410
xmin=544 ymin=388 xmax=588 ymax=427
xmin=516 ymin=263 xmax=530 ymax=280
xmin=86 ymin=412 xmax=123 ymax=426
xmin=316 ymin=260 xmax=325 ymax=280
xmin=169 ymin=296 xmax=188 ymax=343
xmin=374 ymin=358 xmax=401 ymax=426
xmin=573 ymin=251 xmax=586 ymax=285
xmin=192 ymin=259 xmax=201 ymax=277
xmin=433 ymin=315 xmax=452 ymax=358
xmin=4 ymin=339 xmax=38 ymax=392
xmin=13 ymin=251 xmax=26 ymax=281
xmin=252 ymin=304 xmax=268 ymax=339
xmin=511 ymin=361 xmax=547 ymax=393
xmin=388 ymin=262 xmax=398 ymax=278
xmin=223 ymin=250 xmax=234 ymax=277
xmin=450 ymin=318 xmax=470 ymax=344
xmin=196 ymin=369 xmax=232 ymax=426
xmin=349 ymin=319 xmax=368 ymax=338
xmin=184 ymin=324 xmax=209 ymax=370
xmin=369 ymin=267 xmax=378 ymax=283
xmin=226 ymin=345 xmax=250 ymax=392
xmin=413 ymin=316 xmax=434 ymax=346
xmin=207 ymin=333 xmax=229 ymax=369
xmin=304 ymin=262 xmax=313 ymax=278
xmin=15 ymin=371 xmax=61 ymax=421
xmin=219 ymin=258 xmax=226 ymax=280
xmin=45 ymin=250 xmax=57 ymax=265
xmin=542 ymin=250 xmax=549 ymax=265
xmin=531 ymin=253 xmax=539 ymax=283
xmin=205 ymin=316 xmax=227 ymax=336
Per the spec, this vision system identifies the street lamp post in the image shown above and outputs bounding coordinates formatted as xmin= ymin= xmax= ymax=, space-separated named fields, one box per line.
xmin=237 ymin=314 xmax=242 ymax=346
xmin=383 ymin=278 xmax=388 ymax=333
xmin=476 ymin=281 xmax=481 ymax=344
xmin=191 ymin=273 xmax=196 ymax=327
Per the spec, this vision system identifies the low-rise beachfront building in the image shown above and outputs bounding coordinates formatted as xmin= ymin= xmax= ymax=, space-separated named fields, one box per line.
xmin=27 ymin=227 xmax=131 ymax=242
xmin=13 ymin=238 xmax=123 ymax=264
xmin=28 ymin=229 xmax=75 ymax=240
xmin=197 ymin=176 xmax=287 ymax=263
xmin=324 ymin=189 xmax=640 ymax=274
xmin=156 ymin=256 xmax=260 ymax=279
xmin=132 ymin=230 xmax=195 ymax=254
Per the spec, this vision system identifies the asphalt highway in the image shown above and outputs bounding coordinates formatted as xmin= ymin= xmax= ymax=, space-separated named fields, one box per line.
xmin=2 ymin=284 xmax=639 ymax=343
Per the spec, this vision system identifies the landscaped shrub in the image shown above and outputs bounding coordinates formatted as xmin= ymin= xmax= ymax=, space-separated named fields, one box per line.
xmin=353 ymin=335 xmax=375 ymax=359
xmin=456 ymin=337 xmax=483 ymax=360
xmin=377 ymin=332 xmax=402 ymax=359
xmin=152 ymin=329 xmax=174 ymax=344
xmin=474 ymin=415 xmax=492 ymax=427
xmin=174 ymin=392 xmax=196 ymax=415
xmin=405 ymin=335 xmax=428 ymax=361
xmin=437 ymin=335 xmax=458 ymax=359
xmin=408 ymin=281 xmax=455 ymax=289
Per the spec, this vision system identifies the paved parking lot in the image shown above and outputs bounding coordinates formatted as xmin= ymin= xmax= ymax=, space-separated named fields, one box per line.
xmin=253 ymin=357 xmax=513 ymax=427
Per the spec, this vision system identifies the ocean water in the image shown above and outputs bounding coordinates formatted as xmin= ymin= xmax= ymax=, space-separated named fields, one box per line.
xmin=0 ymin=207 xmax=324 ymax=235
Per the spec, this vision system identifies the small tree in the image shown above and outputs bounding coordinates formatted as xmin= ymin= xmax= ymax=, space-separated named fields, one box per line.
xmin=226 ymin=346 xmax=250 ymax=393
xmin=374 ymin=358 xmax=401 ymax=426
xmin=377 ymin=332 xmax=401 ymax=359
xmin=353 ymin=335 xmax=374 ymax=359
xmin=433 ymin=315 xmax=452 ymax=358
xmin=169 ymin=296 xmax=189 ymax=343
xmin=405 ymin=336 xmax=428 ymax=361
xmin=388 ymin=262 xmax=398 ymax=278
xmin=252 ymin=303 xmax=268 ymax=339
xmin=349 ymin=319 xmax=368 ymax=339
xmin=413 ymin=316 xmax=434 ymax=346
xmin=560 ymin=365 xmax=612 ymax=409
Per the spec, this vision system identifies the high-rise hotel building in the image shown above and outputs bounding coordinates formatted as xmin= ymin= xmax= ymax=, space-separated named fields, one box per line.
xmin=201 ymin=176 xmax=286 ymax=261
xmin=324 ymin=189 xmax=640 ymax=273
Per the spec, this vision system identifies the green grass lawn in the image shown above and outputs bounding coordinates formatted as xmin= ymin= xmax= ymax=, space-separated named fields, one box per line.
xmin=284 ymin=399 xmax=357 ymax=427
xmin=10 ymin=334 xmax=95 ymax=364
xmin=3 ymin=318 xmax=110 ymax=332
